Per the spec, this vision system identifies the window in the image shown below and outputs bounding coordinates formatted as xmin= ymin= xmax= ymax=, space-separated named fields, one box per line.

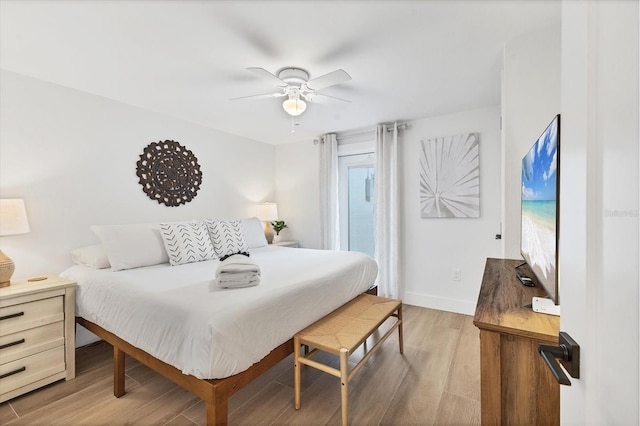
xmin=338 ymin=152 xmax=375 ymax=257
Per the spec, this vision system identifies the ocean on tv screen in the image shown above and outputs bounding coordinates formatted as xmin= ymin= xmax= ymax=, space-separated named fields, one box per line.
xmin=521 ymin=116 xmax=558 ymax=287
xmin=521 ymin=202 xmax=556 ymax=282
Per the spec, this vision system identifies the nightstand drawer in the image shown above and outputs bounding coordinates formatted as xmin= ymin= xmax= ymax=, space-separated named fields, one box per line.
xmin=0 ymin=346 xmax=65 ymax=396
xmin=0 ymin=277 xmax=76 ymax=402
xmin=0 ymin=322 xmax=64 ymax=365
xmin=0 ymin=296 xmax=64 ymax=336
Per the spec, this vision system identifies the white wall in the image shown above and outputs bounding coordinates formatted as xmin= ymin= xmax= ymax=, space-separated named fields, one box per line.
xmin=560 ymin=1 xmax=639 ymax=423
xmin=276 ymin=106 xmax=502 ymax=315
xmin=274 ymin=138 xmax=321 ymax=249
xmin=0 ymin=70 xmax=276 ymax=280
xmin=502 ymin=25 xmax=561 ymax=258
xmin=401 ymin=106 xmax=503 ymax=314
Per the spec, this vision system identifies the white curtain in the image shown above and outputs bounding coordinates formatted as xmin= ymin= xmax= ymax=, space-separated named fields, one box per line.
xmin=319 ymin=133 xmax=340 ymax=250
xmin=374 ymin=123 xmax=400 ymax=298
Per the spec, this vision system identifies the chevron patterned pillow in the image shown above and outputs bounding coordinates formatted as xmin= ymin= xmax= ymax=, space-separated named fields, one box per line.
xmin=159 ymin=221 xmax=217 ymax=266
xmin=205 ymin=219 xmax=250 ymax=258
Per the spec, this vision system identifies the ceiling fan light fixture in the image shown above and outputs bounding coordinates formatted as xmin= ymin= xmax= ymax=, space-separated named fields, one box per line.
xmin=282 ymin=97 xmax=307 ymax=116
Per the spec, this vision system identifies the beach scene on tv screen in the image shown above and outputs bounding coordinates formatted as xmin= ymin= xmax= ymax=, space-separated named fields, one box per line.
xmin=521 ymin=117 xmax=558 ymax=295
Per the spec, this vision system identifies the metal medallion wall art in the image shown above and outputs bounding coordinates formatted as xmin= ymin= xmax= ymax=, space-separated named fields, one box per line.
xmin=136 ymin=140 xmax=202 ymax=207
xmin=419 ymin=132 xmax=480 ymax=218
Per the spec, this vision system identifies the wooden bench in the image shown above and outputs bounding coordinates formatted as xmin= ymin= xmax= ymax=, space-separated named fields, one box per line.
xmin=293 ymin=294 xmax=403 ymax=426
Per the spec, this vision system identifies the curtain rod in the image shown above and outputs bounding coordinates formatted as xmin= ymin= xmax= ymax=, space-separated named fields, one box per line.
xmin=335 ymin=122 xmax=409 ymax=141
xmin=315 ymin=122 xmax=409 ymax=144
xmin=391 ymin=122 xmax=409 ymax=131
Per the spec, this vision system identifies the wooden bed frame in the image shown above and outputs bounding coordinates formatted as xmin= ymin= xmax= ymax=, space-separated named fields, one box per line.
xmin=77 ymin=316 xmax=292 ymax=425
xmin=76 ymin=287 xmax=376 ymax=426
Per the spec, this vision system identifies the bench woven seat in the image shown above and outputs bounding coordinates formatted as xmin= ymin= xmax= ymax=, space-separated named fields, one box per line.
xmin=294 ymin=294 xmax=403 ymax=426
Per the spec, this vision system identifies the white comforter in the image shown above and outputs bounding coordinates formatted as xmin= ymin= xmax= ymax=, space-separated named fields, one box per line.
xmin=62 ymin=246 xmax=377 ymax=379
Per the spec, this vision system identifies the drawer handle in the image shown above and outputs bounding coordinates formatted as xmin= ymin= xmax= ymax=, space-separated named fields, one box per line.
xmin=0 ymin=366 xmax=26 ymax=380
xmin=0 ymin=338 xmax=26 ymax=350
xmin=0 ymin=311 xmax=25 ymax=321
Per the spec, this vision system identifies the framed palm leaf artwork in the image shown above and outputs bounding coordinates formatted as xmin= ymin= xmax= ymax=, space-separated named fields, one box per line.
xmin=419 ymin=133 xmax=480 ymax=218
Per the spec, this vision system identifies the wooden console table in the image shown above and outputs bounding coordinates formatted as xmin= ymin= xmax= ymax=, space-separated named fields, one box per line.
xmin=473 ymin=258 xmax=560 ymax=425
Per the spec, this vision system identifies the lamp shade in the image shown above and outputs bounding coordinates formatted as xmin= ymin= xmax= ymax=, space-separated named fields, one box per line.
xmin=0 ymin=199 xmax=30 ymax=236
xmin=282 ymin=97 xmax=307 ymax=116
xmin=256 ymin=203 xmax=278 ymax=222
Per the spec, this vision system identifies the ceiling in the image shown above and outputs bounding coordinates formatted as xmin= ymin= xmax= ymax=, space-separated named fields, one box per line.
xmin=0 ymin=0 xmax=560 ymax=145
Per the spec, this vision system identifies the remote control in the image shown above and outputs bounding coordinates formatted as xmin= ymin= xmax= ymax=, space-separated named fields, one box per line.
xmin=516 ymin=272 xmax=535 ymax=287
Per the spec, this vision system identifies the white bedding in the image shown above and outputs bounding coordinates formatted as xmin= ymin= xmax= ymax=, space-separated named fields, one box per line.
xmin=61 ymin=246 xmax=377 ymax=379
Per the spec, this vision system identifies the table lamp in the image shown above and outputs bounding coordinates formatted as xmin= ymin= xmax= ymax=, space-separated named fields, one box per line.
xmin=0 ymin=199 xmax=30 ymax=287
xmin=256 ymin=202 xmax=278 ymax=244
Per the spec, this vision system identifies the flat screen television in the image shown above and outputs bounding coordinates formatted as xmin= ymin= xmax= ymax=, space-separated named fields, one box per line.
xmin=520 ymin=114 xmax=560 ymax=305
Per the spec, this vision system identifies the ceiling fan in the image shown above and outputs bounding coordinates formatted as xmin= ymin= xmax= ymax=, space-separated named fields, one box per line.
xmin=230 ymin=67 xmax=352 ymax=117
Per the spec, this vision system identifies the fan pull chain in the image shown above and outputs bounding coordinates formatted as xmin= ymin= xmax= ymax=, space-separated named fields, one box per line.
xmin=290 ymin=117 xmax=300 ymax=133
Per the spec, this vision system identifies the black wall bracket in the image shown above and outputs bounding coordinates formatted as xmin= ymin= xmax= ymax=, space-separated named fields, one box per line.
xmin=538 ymin=331 xmax=580 ymax=386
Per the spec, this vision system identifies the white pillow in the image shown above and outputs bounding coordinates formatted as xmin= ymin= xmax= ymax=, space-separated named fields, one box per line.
xmin=70 ymin=244 xmax=111 ymax=269
xmin=205 ymin=219 xmax=250 ymax=258
xmin=91 ymin=223 xmax=169 ymax=271
xmin=241 ymin=217 xmax=268 ymax=248
xmin=159 ymin=221 xmax=217 ymax=266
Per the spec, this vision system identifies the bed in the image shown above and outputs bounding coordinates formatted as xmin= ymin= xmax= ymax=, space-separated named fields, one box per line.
xmin=62 ymin=241 xmax=378 ymax=425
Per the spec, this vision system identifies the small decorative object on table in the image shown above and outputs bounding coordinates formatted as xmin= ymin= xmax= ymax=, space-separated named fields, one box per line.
xmin=0 ymin=199 xmax=31 ymax=287
xmin=271 ymin=220 xmax=287 ymax=243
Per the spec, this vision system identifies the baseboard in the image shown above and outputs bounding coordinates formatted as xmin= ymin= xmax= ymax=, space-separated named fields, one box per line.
xmin=401 ymin=291 xmax=476 ymax=316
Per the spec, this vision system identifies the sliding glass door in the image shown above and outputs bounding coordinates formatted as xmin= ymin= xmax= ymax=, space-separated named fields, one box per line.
xmin=338 ymin=153 xmax=375 ymax=257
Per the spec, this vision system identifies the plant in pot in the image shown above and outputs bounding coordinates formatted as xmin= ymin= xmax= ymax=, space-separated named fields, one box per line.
xmin=271 ymin=220 xmax=287 ymax=243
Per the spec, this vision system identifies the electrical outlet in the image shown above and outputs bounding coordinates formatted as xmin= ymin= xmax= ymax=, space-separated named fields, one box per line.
xmin=452 ymin=268 xmax=461 ymax=281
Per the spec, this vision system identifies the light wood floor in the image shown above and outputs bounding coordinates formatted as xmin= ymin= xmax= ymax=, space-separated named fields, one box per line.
xmin=0 ymin=305 xmax=481 ymax=425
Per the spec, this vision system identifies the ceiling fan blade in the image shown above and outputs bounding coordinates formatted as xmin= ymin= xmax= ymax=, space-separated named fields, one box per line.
xmin=307 ymin=92 xmax=352 ymax=104
xmin=306 ymin=69 xmax=352 ymax=90
xmin=246 ymin=67 xmax=287 ymax=87
xmin=229 ymin=92 xmax=285 ymax=101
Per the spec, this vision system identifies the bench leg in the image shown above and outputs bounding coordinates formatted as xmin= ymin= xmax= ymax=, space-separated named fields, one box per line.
xmin=294 ymin=336 xmax=301 ymax=410
xmin=398 ymin=304 xmax=404 ymax=354
xmin=340 ymin=347 xmax=349 ymax=426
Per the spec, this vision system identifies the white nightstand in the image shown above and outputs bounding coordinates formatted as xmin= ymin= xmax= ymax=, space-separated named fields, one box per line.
xmin=0 ymin=276 xmax=76 ymax=403
xmin=271 ymin=241 xmax=299 ymax=248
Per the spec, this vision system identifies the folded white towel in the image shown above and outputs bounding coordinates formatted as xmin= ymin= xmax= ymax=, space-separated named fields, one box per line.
xmin=212 ymin=254 xmax=261 ymax=289
xmin=217 ymin=254 xmax=261 ymax=274
xmin=216 ymin=276 xmax=261 ymax=289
